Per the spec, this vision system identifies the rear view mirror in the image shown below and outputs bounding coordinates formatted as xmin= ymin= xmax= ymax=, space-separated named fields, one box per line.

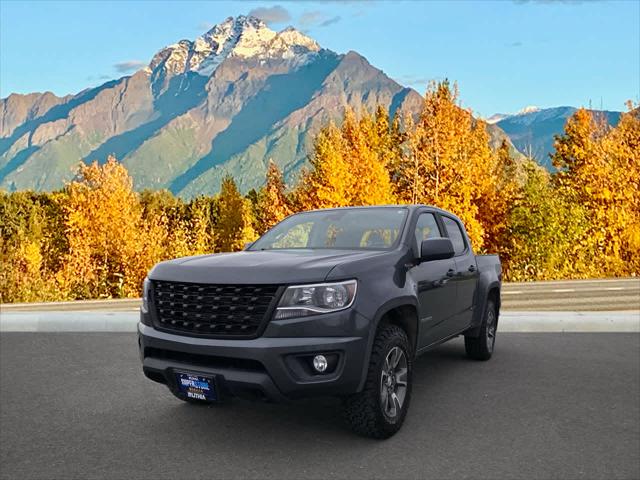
xmin=420 ymin=238 xmax=454 ymax=261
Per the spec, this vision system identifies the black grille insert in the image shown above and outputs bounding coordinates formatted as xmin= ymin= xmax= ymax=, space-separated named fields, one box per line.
xmin=144 ymin=347 xmax=266 ymax=372
xmin=151 ymin=280 xmax=280 ymax=337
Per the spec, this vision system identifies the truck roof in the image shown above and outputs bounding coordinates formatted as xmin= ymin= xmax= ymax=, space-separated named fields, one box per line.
xmin=303 ymin=204 xmax=462 ymax=220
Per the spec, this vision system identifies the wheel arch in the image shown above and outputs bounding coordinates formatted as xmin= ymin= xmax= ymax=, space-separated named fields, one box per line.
xmin=487 ymin=286 xmax=501 ymax=317
xmin=466 ymin=278 xmax=501 ymax=338
xmin=357 ymin=297 xmax=418 ymax=391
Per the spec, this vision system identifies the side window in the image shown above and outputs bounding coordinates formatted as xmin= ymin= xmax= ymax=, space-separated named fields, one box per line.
xmin=414 ymin=213 xmax=441 ymax=249
xmin=442 ymin=216 xmax=466 ymax=255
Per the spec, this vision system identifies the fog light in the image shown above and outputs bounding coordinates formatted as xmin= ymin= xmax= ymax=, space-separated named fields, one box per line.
xmin=313 ymin=355 xmax=328 ymax=373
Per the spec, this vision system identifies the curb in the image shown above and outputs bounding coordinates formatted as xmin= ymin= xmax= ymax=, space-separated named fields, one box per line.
xmin=497 ymin=311 xmax=640 ymax=333
xmin=1 ymin=311 xmax=638 ymax=333
xmin=0 ymin=312 xmax=139 ymax=332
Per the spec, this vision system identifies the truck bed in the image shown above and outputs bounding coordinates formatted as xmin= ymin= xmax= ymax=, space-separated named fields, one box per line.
xmin=476 ymin=254 xmax=501 ymax=277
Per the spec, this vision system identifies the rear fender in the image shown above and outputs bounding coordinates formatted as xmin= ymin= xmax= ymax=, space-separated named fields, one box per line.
xmin=466 ymin=273 xmax=501 ymax=338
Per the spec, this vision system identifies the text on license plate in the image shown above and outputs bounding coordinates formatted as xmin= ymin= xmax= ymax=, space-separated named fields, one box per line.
xmin=176 ymin=372 xmax=216 ymax=401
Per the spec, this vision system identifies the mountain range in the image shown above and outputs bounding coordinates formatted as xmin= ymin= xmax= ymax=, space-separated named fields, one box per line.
xmin=0 ymin=15 xmax=620 ymax=196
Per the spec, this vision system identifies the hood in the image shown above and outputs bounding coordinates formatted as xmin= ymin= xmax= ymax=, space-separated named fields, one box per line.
xmin=148 ymin=249 xmax=388 ymax=285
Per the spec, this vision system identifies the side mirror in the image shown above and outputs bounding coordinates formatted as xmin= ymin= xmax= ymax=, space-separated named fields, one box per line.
xmin=244 ymin=242 xmax=254 ymax=250
xmin=420 ymin=238 xmax=454 ymax=262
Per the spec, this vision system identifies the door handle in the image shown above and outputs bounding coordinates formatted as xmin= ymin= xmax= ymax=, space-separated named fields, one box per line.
xmin=468 ymin=265 xmax=476 ymax=272
xmin=446 ymin=269 xmax=455 ymax=277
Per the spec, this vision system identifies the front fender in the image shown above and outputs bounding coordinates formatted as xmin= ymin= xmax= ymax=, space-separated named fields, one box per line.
xmin=356 ymin=295 xmax=419 ymax=392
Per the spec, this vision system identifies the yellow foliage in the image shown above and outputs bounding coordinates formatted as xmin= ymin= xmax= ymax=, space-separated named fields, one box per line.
xmin=255 ymin=160 xmax=292 ymax=235
xmin=294 ymin=108 xmax=395 ymax=210
xmin=216 ymin=176 xmax=256 ymax=252
xmin=552 ymin=105 xmax=640 ymax=276
xmin=60 ymin=156 xmax=147 ymax=298
xmin=2 ymin=91 xmax=638 ymax=303
xmin=394 ymin=81 xmax=494 ymax=249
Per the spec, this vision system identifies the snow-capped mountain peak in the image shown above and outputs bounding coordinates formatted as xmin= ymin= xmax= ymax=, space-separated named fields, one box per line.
xmin=486 ymin=105 xmax=542 ymax=124
xmin=486 ymin=113 xmax=509 ymax=124
xmin=147 ymin=15 xmax=321 ymax=78
xmin=516 ymin=105 xmax=540 ymax=115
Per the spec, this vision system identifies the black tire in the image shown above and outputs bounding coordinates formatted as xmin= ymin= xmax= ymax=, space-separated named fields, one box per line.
xmin=343 ymin=324 xmax=413 ymax=439
xmin=465 ymin=298 xmax=497 ymax=361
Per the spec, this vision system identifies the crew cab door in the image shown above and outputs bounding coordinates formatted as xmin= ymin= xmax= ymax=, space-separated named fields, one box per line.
xmin=410 ymin=211 xmax=458 ymax=349
xmin=441 ymin=215 xmax=479 ymax=332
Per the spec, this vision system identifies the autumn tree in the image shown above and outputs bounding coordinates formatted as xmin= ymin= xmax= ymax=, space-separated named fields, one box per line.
xmin=294 ymin=121 xmax=351 ymax=210
xmin=394 ymin=80 xmax=495 ymax=249
xmin=341 ymin=108 xmax=395 ymax=205
xmin=476 ymin=139 xmax=520 ymax=256
xmin=0 ymin=191 xmax=65 ymax=302
xmin=294 ymin=108 xmax=395 ymax=210
xmin=552 ymin=106 xmax=640 ymax=276
xmin=604 ymin=104 xmax=640 ymax=272
xmin=254 ymin=160 xmax=292 ymax=235
xmin=372 ymin=106 xmax=405 ymax=171
xmin=502 ymin=160 xmax=590 ymax=280
xmin=60 ymin=156 xmax=146 ymax=298
xmin=215 ymin=176 xmax=256 ymax=252
xmin=2 ymin=97 xmax=638 ymax=303
xmin=187 ymin=196 xmax=216 ymax=254
xmin=139 ymin=189 xmax=188 ymax=261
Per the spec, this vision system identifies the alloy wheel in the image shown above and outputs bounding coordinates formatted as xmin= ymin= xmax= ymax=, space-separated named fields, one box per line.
xmin=380 ymin=346 xmax=408 ymax=418
xmin=486 ymin=308 xmax=496 ymax=353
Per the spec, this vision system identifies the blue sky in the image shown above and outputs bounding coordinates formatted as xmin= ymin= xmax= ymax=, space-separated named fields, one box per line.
xmin=0 ymin=0 xmax=638 ymax=116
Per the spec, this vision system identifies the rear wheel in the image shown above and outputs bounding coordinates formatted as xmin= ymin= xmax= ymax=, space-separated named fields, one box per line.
xmin=465 ymin=298 xmax=497 ymax=361
xmin=343 ymin=324 xmax=413 ymax=439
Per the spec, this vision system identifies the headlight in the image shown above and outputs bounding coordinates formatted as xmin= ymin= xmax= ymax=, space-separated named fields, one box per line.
xmin=141 ymin=277 xmax=151 ymax=313
xmin=274 ymin=280 xmax=357 ymax=320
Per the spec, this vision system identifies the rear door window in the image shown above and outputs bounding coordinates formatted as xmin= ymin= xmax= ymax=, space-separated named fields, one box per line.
xmin=442 ymin=216 xmax=467 ymax=255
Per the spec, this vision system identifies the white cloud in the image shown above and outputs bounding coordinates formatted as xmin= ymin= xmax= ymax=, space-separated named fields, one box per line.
xmin=248 ymin=5 xmax=291 ymax=25
xmin=114 ymin=60 xmax=146 ymax=73
xmin=299 ymin=11 xmax=342 ymax=29
xmin=395 ymin=74 xmax=432 ymax=88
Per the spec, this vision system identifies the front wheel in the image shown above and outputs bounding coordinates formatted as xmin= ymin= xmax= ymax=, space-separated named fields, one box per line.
xmin=464 ymin=298 xmax=497 ymax=361
xmin=342 ymin=324 xmax=413 ymax=439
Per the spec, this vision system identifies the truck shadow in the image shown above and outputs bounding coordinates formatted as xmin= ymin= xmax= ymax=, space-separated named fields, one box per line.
xmin=147 ymin=338 xmax=477 ymax=443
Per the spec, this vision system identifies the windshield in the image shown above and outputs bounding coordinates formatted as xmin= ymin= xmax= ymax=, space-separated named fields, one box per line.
xmin=249 ymin=207 xmax=408 ymax=251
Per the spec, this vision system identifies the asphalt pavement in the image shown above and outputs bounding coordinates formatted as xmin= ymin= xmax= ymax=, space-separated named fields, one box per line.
xmin=1 ymin=332 xmax=638 ymax=480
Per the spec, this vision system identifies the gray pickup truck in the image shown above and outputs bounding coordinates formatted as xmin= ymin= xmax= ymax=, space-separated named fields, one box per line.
xmin=139 ymin=205 xmax=501 ymax=438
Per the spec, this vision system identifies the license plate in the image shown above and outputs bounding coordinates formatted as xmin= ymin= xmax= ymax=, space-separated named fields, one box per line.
xmin=175 ymin=372 xmax=217 ymax=401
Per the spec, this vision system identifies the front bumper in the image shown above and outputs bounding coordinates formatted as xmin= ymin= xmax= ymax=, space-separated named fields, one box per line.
xmin=138 ymin=309 xmax=371 ymax=401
